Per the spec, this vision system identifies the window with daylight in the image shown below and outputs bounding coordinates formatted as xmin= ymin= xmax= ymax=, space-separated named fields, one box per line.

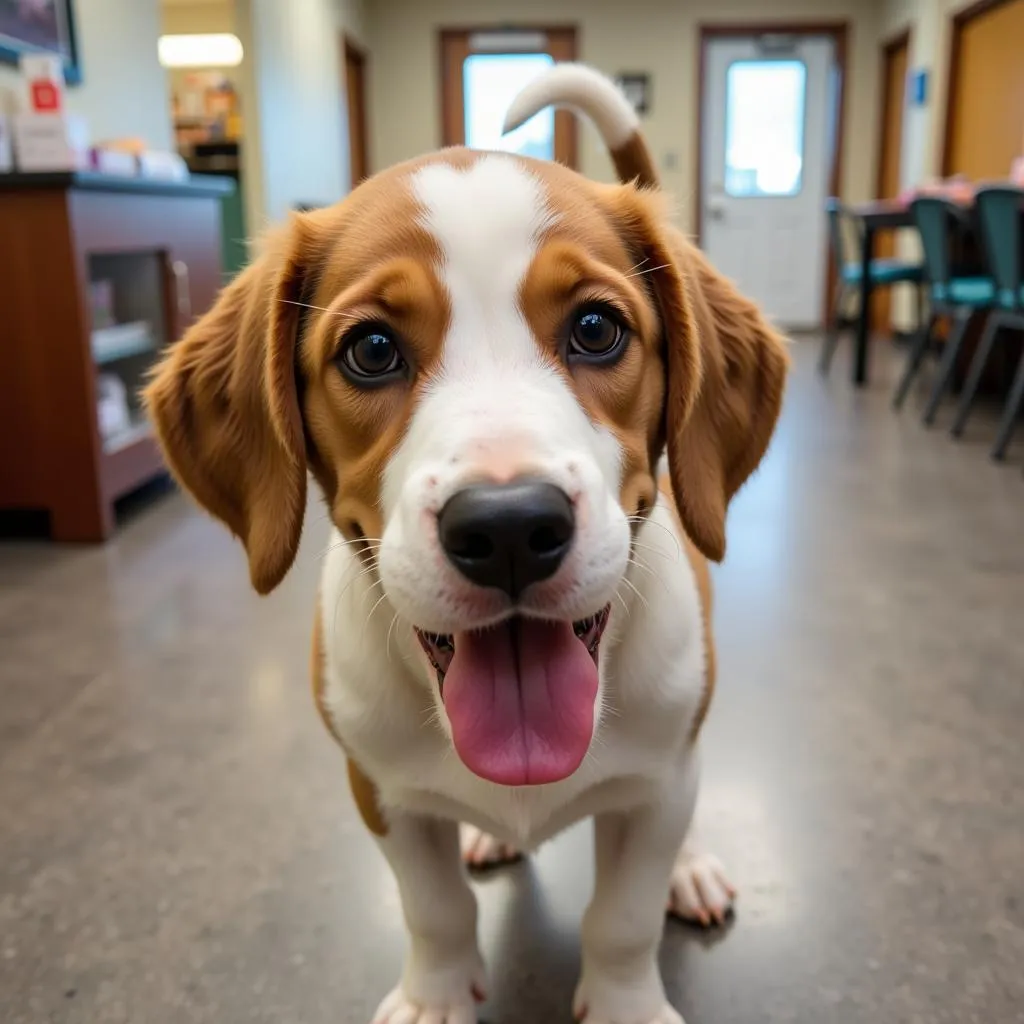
xmin=463 ymin=52 xmax=555 ymax=160
xmin=724 ymin=59 xmax=807 ymax=197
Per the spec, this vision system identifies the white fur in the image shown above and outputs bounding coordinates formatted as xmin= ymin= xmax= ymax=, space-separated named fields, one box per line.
xmin=502 ymin=63 xmax=639 ymax=149
xmin=379 ymin=157 xmax=629 ymax=637
xmin=317 ymin=153 xmax=731 ymax=1024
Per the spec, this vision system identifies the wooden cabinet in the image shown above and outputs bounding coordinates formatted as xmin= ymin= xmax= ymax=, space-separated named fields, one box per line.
xmin=0 ymin=172 xmax=234 ymax=541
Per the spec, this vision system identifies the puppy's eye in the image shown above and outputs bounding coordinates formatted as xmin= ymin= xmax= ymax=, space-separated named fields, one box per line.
xmin=569 ymin=306 xmax=626 ymax=362
xmin=339 ymin=325 xmax=406 ymax=384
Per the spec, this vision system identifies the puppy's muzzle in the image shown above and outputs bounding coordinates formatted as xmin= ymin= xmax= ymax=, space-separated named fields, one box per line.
xmin=437 ymin=479 xmax=574 ymax=599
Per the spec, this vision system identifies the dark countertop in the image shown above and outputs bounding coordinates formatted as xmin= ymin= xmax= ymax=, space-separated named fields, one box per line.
xmin=0 ymin=171 xmax=236 ymax=198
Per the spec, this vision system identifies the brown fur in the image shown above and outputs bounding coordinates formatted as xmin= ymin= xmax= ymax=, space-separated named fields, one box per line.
xmin=659 ymin=475 xmax=716 ymax=738
xmin=517 ymin=201 xmax=669 ymax=520
xmin=143 ymin=146 xmax=788 ymax=792
xmin=611 ymin=130 xmax=659 ymax=189
xmin=143 ymin=222 xmax=310 ymax=594
xmin=660 ymin=231 xmax=789 ymax=562
xmin=312 ymin=598 xmax=389 ymax=835
xmin=144 ymin=160 xmax=452 ymax=588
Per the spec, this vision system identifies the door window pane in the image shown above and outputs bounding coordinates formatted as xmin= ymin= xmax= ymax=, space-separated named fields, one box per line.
xmin=464 ymin=53 xmax=554 ymax=159
xmin=724 ymin=60 xmax=806 ymax=197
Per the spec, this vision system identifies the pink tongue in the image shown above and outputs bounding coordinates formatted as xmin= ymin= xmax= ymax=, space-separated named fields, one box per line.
xmin=442 ymin=618 xmax=598 ymax=786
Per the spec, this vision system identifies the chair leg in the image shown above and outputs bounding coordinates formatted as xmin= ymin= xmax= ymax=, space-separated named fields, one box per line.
xmin=893 ymin=313 xmax=936 ymax=410
xmin=923 ymin=311 xmax=972 ymax=426
xmin=951 ymin=315 xmax=1002 ymax=438
xmin=991 ymin=348 xmax=1024 ymax=460
xmin=818 ymin=285 xmax=848 ymax=375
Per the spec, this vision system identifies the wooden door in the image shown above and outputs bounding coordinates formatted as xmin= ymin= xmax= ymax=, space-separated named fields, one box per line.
xmin=440 ymin=27 xmax=578 ymax=168
xmin=344 ymin=36 xmax=369 ymax=187
xmin=944 ymin=0 xmax=1024 ymax=179
xmin=873 ymin=30 xmax=909 ymax=331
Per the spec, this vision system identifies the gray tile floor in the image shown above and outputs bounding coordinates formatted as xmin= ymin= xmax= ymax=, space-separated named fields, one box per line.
xmin=2 ymin=340 xmax=1023 ymax=1024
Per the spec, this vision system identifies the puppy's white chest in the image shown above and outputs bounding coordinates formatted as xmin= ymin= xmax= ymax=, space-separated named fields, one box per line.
xmin=318 ymin=504 xmax=706 ymax=846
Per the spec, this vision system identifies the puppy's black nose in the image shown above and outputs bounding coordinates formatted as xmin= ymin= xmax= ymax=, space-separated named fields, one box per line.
xmin=438 ymin=480 xmax=574 ymax=598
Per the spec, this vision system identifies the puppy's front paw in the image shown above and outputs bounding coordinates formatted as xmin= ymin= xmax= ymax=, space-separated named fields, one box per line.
xmin=372 ymin=952 xmax=486 ymax=1024
xmin=573 ymin=973 xmax=684 ymax=1024
xmin=667 ymin=846 xmax=736 ymax=927
xmin=372 ymin=988 xmax=478 ymax=1024
xmin=578 ymin=1007 xmax=684 ymax=1024
xmin=459 ymin=823 xmax=522 ymax=869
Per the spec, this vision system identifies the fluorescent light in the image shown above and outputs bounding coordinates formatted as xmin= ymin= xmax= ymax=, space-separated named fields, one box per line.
xmin=469 ymin=31 xmax=547 ymax=52
xmin=158 ymin=34 xmax=243 ymax=69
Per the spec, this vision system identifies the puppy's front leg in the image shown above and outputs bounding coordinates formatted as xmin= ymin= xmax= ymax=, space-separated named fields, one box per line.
xmin=372 ymin=812 xmax=486 ymax=1024
xmin=575 ymin=781 xmax=695 ymax=1024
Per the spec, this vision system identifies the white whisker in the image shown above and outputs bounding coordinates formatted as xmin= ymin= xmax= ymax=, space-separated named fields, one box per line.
xmin=624 ymin=263 xmax=670 ymax=279
xmin=386 ymin=613 xmax=401 ymax=662
xmin=626 ymin=516 xmax=681 ymax=557
xmin=630 ymin=537 xmax=678 ymax=562
xmin=278 ymin=298 xmax=354 ymax=320
xmin=620 ymin=575 xmax=650 ymax=610
xmin=363 ymin=589 xmax=390 ymax=630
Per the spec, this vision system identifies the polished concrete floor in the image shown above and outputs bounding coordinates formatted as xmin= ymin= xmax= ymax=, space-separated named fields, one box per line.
xmin=2 ymin=340 xmax=1023 ymax=1024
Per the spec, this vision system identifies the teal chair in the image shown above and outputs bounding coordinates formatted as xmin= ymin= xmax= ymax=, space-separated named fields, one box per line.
xmin=893 ymin=197 xmax=996 ymax=422
xmin=818 ymin=199 xmax=924 ymax=375
xmin=949 ymin=186 xmax=1024 ymax=460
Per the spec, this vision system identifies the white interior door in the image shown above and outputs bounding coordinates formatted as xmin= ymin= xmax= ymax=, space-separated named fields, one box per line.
xmin=701 ymin=35 xmax=836 ymax=329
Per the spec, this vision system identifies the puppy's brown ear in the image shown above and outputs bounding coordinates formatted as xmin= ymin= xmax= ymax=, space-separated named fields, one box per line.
xmin=143 ymin=217 xmax=316 ymax=594
xmin=664 ymin=241 xmax=789 ymax=562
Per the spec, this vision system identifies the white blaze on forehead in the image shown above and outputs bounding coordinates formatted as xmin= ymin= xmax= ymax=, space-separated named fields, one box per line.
xmin=411 ymin=155 xmax=553 ymax=371
xmin=381 ymin=153 xmax=623 ymax=519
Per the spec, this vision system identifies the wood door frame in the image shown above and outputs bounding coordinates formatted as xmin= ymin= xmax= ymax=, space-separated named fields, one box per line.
xmin=343 ymin=34 xmax=370 ymax=186
xmin=695 ymin=22 xmax=849 ymax=248
xmin=438 ymin=25 xmax=578 ymax=168
xmin=872 ymin=29 xmax=911 ymax=332
xmin=875 ymin=28 xmax=911 ymax=199
xmin=941 ymin=0 xmax=1017 ymax=175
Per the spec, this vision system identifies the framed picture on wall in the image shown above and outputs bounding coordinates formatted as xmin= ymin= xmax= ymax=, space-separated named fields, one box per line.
xmin=0 ymin=0 xmax=81 ymax=84
xmin=615 ymin=73 xmax=650 ymax=116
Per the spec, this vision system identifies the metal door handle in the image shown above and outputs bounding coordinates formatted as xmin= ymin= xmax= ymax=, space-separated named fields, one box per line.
xmin=171 ymin=259 xmax=192 ymax=323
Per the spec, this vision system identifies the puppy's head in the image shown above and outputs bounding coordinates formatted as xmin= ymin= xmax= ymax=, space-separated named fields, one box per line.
xmin=145 ymin=151 xmax=786 ymax=786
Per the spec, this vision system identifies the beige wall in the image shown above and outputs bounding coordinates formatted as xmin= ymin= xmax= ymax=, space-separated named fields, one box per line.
xmin=235 ymin=0 xmax=366 ymax=231
xmin=365 ymin=0 xmax=883 ymax=234
xmin=878 ymin=0 xmax=982 ymax=191
xmin=877 ymin=0 xmax=983 ymax=330
xmin=0 ymin=0 xmax=171 ymax=151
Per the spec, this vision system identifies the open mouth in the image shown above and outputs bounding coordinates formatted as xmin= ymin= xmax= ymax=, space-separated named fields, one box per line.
xmin=414 ymin=606 xmax=611 ymax=787
xmin=416 ymin=606 xmax=610 ymax=684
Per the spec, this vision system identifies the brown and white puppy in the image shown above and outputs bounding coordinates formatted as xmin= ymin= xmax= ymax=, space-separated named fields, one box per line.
xmin=145 ymin=64 xmax=787 ymax=1024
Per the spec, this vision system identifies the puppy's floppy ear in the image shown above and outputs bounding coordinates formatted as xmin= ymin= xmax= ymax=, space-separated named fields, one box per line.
xmin=664 ymin=239 xmax=789 ymax=562
xmin=611 ymin=188 xmax=788 ymax=561
xmin=143 ymin=215 xmax=317 ymax=594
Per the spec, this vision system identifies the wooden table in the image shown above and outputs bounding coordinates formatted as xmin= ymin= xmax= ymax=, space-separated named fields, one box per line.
xmin=846 ymin=199 xmax=914 ymax=386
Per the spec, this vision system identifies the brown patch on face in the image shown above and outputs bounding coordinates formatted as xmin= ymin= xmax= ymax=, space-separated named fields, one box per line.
xmin=145 ymin=153 xmax=469 ymax=587
xmin=516 ymin=166 xmax=682 ymax=523
xmin=519 ymin=160 xmax=787 ymax=562
xmin=294 ymin=167 xmax=457 ymax=545
xmin=300 ymin=244 xmax=451 ymax=544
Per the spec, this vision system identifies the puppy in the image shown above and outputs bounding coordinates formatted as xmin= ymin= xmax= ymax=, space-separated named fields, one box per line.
xmin=145 ymin=63 xmax=787 ymax=1024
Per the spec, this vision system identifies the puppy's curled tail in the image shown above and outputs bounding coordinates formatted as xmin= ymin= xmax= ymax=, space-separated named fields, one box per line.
xmin=502 ymin=63 xmax=659 ymax=189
